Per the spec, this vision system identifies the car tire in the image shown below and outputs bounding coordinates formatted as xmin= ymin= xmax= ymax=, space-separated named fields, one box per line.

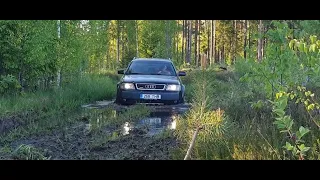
xmin=116 ymin=97 xmax=132 ymax=106
xmin=115 ymin=94 xmax=134 ymax=106
xmin=115 ymin=96 xmax=123 ymax=105
xmin=115 ymin=91 xmax=126 ymax=105
xmin=178 ymin=97 xmax=185 ymax=104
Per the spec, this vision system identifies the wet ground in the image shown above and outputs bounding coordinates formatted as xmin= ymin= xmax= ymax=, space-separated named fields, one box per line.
xmin=1 ymin=100 xmax=190 ymax=160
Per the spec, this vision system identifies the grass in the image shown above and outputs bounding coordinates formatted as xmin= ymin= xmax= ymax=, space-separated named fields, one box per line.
xmin=176 ymin=68 xmax=320 ymax=160
xmin=0 ymin=74 xmax=117 ymax=144
xmin=11 ymin=144 xmax=50 ymax=160
xmin=0 ymin=74 xmax=116 ymax=117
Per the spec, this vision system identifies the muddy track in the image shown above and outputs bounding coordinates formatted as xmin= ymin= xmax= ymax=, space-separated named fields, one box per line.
xmin=4 ymin=121 xmax=177 ymax=160
xmin=89 ymin=132 xmax=177 ymax=160
xmin=1 ymin=101 xmax=189 ymax=160
xmin=0 ymin=110 xmax=39 ymax=135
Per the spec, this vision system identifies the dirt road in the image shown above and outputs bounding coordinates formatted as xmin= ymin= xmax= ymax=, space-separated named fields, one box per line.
xmin=0 ymin=101 xmax=190 ymax=160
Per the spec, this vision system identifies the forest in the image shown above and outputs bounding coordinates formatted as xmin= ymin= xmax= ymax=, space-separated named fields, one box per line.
xmin=1 ymin=20 xmax=320 ymax=160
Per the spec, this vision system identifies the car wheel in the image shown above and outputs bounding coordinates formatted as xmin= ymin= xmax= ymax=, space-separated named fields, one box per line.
xmin=115 ymin=96 xmax=123 ymax=105
xmin=178 ymin=97 xmax=185 ymax=104
xmin=115 ymin=95 xmax=134 ymax=106
xmin=115 ymin=91 xmax=125 ymax=105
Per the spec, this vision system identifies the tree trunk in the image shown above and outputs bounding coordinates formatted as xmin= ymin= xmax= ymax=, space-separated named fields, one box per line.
xmin=233 ymin=20 xmax=237 ymax=64
xmin=263 ymin=25 xmax=268 ymax=58
xmin=257 ymin=20 xmax=263 ymax=62
xmin=222 ymin=45 xmax=225 ymax=64
xmin=186 ymin=20 xmax=189 ymax=63
xmin=248 ymin=20 xmax=251 ymax=59
xmin=219 ymin=49 xmax=222 ymax=64
xmin=117 ymin=20 xmax=120 ymax=66
xmin=56 ymin=20 xmax=61 ymax=88
xmin=209 ymin=20 xmax=213 ymax=65
xmin=135 ymin=20 xmax=139 ymax=57
xmin=229 ymin=34 xmax=232 ymax=63
xmin=197 ymin=20 xmax=201 ymax=67
xmin=182 ymin=20 xmax=185 ymax=62
xmin=194 ymin=20 xmax=198 ymax=65
xmin=121 ymin=22 xmax=125 ymax=65
xmin=212 ymin=20 xmax=216 ymax=64
xmin=168 ymin=21 xmax=172 ymax=59
xmin=189 ymin=20 xmax=192 ymax=63
xmin=207 ymin=20 xmax=210 ymax=58
xmin=244 ymin=20 xmax=248 ymax=59
xmin=185 ymin=20 xmax=189 ymax=63
xmin=165 ymin=20 xmax=170 ymax=58
xmin=186 ymin=20 xmax=192 ymax=64
xmin=176 ymin=21 xmax=179 ymax=61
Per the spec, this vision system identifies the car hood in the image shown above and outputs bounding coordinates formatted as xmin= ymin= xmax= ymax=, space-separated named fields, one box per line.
xmin=122 ymin=75 xmax=180 ymax=84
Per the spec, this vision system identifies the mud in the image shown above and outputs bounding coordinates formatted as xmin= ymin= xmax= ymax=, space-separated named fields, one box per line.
xmin=89 ymin=135 xmax=177 ymax=160
xmin=0 ymin=110 xmax=38 ymax=135
xmin=7 ymin=120 xmax=177 ymax=160
xmin=2 ymin=100 xmax=190 ymax=160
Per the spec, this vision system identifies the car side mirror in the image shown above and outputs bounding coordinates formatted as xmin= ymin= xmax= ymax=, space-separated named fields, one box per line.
xmin=118 ymin=69 xmax=124 ymax=74
xmin=178 ymin=71 xmax=186 ymax=76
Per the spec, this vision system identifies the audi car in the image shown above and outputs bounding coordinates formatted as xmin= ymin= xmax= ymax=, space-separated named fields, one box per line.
xmin=115 ymin=58 xmax=186 ymax=105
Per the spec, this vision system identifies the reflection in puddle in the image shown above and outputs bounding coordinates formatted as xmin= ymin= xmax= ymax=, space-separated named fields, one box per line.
xmin=82 ymin=103 xmax=189 ymax=137
xmin=132 ymin=112 xmax=180 ymax=136
xmin=119 ymin=113 xmax=179 ymax=136
xmin=121 ymin=122 xmax=132 ymax=135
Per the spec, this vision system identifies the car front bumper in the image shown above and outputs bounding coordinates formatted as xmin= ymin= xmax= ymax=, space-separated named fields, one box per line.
xmin=119 ymin=89 xmax=181 ymax=103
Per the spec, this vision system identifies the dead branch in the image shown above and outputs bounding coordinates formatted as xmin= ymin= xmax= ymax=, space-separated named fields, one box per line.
xmin=184 ymin=126 xmax=202 ymax=160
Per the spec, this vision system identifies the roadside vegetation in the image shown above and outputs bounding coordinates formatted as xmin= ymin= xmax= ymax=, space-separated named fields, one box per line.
xmin=1 ymin=20 xmax=320 ymax=160
xmin=175 ymin=22 xmax=320 ymax=160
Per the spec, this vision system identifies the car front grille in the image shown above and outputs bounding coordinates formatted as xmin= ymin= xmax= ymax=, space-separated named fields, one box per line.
xmin=136 ymin=83 xmax=165 ymax=90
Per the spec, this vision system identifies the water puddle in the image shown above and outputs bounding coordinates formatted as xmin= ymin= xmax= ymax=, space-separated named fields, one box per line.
xmin=81 ymin=101 xmax=190 ymax=137
xmin=121 ymin=112 xmax=179 ymax=136
xmin=81 ymin=100 xmax=115 ymax=109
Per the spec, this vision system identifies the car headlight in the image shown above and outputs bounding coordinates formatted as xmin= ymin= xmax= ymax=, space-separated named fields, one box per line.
xmin=166 ymin=84 xmax=181 ymax=91
xmin=120 ymin=83 xmax=135 ymax=90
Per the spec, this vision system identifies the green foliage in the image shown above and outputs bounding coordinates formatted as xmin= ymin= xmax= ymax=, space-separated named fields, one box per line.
xmin=0 ymin=74 xmax=21 ymax=94
xmin=139 ymin=20 xmax=177 ymax=59
xmin=299 ymin=20 xmax=320 ymax=37
xmin=237 ymin=21 xmax=300 ymax=99
xmin=270 ymin=91 xmax=311 ymax=159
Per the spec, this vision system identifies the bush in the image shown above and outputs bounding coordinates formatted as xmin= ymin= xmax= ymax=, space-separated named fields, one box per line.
xmin=0 ymin=75 xmax=21 ymax=95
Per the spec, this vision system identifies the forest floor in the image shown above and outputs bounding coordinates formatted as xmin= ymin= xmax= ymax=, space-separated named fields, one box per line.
xmin=0 ymin=100 xmax=190 ymax=160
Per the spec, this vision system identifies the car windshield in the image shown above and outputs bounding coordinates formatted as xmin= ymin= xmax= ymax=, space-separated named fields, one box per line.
xmin=125 ymin=61 xmax=177 ymax=76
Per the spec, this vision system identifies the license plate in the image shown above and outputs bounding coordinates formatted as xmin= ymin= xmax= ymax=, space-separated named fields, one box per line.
xmin=141 ymin=118 xmax=162 ymax=124
xmin=140 ymin=94 xmax=161 ymax=100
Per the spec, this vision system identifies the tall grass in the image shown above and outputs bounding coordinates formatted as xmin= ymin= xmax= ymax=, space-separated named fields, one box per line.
xmin=0 ymin=74 xmax=116 ymax=117
xmin=176 ymin=69 xmax=320 ymax=160
xmin=0 ymin=74 xmax=117 ymax=144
